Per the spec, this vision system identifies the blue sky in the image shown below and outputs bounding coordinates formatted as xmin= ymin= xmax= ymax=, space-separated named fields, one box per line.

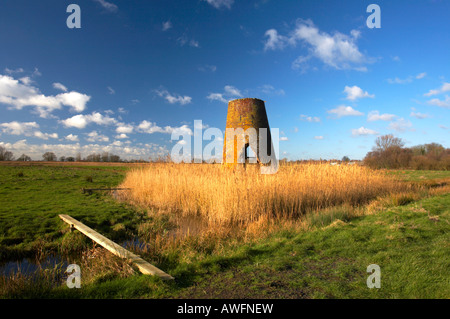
xmin=0 ymin=0 xmax=449 ymax=161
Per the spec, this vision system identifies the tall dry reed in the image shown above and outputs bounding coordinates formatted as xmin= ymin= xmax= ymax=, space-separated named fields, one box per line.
xmin=119 ymin=163 xmax=409 ymax=225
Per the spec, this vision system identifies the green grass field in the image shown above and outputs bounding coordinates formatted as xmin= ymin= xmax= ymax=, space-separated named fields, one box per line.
xmin=0 ymin=163 xmax=449 ymax=299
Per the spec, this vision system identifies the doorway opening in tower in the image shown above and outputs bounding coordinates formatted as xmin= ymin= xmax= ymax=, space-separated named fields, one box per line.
xmin=245 ymin=143 xmax=256 ymax=164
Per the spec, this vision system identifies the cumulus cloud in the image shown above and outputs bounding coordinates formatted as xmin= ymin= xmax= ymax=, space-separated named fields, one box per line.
xmin=327 ymin=105 xmax=364 ymax=118
xmin=137 ymin=120 xmax=193 ymax=136
xmin=388 ymin=118 xmax=414 ymax=132
xmin=204 ymin=0 xmax=234 ymax=9
xmin=367 ymin=111 xmax=397 ymax=122
xmin=115 ymin=133 xmax=129 ymax=139
xmin=344 ymin=86 xmax=374 ymax=101
xmin=263 ymin=29 xmax=290 ymax=51
xmin=19 ymin=77 xmax=33 ymax=85
xmin=424 ymin=82 xmax=450 ymax=97
xmin=206 ymin=93 xmax=227 ymax=103
xmin=86 ymin=131 xmax=109 ymax=143
xmin=53 ymin=82 xmax=68 ymax=92
xmin=300 ymin=114 xmax=321 ymax=122
xmin=65 ymin=134 xmax=79 ymax=142
xmin=387 ymin=72 xmax=427 ymax=84
xmin=0 ymin=121 xmax=57 ymax=140
xmin=352 ymin=127 xmax=378 ymax=136
xmin=60 ymin=112 xmax=117 ymax=129
xmin=155 ymin=88 xmax=192 ymax=105
xmin=0 ymin=121 xmax=39 ymax=135
xmin=0 ymin=74 xmax=90 ymax=118
xmin=116 ymin=123 xmax=133 ymax=134
xmin=427 ymin=95 xmax=450 ymax=108
xmin=410 ymin=111 xmax=431 ymax=119
xmin=264 ymin=19 xmax=371 ymax=71
xmin=207 ymin=85 xmax=242 ymax=103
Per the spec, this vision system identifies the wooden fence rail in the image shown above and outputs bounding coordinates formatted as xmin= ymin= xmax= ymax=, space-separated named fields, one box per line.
xmin=59 ymin=214 xmax=174 ymax=280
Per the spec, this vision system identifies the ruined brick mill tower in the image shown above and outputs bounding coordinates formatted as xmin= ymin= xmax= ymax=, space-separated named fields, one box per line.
xmin=222 ymin=98 xmax=276 ymax=168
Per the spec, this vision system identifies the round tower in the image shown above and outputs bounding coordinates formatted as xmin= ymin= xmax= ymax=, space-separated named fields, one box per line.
xmin=222 ymin=98 xmax=274 ymax=166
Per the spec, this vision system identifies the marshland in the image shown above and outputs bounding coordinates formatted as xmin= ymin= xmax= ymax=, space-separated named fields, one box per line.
xmin=0 ymin=161 xmax=449 ymax=298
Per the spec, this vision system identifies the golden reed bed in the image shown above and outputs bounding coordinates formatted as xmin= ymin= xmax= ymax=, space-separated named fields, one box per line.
xmin=119 ymin=163 xmax=409 ymax=225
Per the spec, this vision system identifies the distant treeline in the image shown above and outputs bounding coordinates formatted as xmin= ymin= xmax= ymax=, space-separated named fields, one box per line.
xmin=363 ymin=135 xmax=450 ymax=170
xmin=0 ymin=147 xmax=150 ymax=163
xmin=1 ymin=136 xmax=449 ymax=170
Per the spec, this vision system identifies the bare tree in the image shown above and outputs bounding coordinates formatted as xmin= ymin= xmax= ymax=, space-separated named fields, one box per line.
xmin=0 ymin=146 xmax=14 ymax=161
xmin=42 ymin=152 xmax=57 ymax=161
xmin=17 ymin=154 xmax=31 ymax=161
xmin=373 ymin=134 xmax=405 ymax=152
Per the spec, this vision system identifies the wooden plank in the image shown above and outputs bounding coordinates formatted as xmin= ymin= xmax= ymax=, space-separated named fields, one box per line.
xmin=59 ymin=214 xmax=174 ymax=280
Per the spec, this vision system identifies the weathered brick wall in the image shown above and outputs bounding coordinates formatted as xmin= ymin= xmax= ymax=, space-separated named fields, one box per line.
xmin=222 ymin=98 xmax=273 ymax=165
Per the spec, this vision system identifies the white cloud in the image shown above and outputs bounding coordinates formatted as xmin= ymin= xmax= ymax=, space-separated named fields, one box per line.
xmin=0 ymin=74 xmax=90 ymax=118
xmin=300 ymin=114 xmax=320 ymax=122
xmin=343 ymin=85 xmax=374 ymax=101
xmin=0 ymin=121 xmax=39 ymax=135
xmin=352 ymin=127 xmax=378 ymax=136
xmin=115 ymin=133 xmax=129 ymax=139
xmin=427 ymin=95 xmax=450 ymax=108
xmin=155 ymin=88 xmax=192 ymax=105
xmin=4 ymin=67 xmax=24 ymax=74
xmin=107 ymin=86 xmax=115 ymax=95
xmin=32 ymin=68 xmax=41 ymax=77
xmin=19 ymin=77 xmax=33 ymax=85
xmin=65 ymin=134 xmax=79 ymax=142
xmin=53 ymin=82 xmax=68 ymax=92
xmin=388 ymin=118 xmax=414 ymax=132
xmin=424 ymin=83 xmax=450 ymax=96
xmin=410 ymin=111 xmax=431 ymax=119
xmin=0 ymin=121 xmax=57 ymax=140
xmin=33 ymin=131 xmax=58 ymax=140
xmin=387 ymin=72 xmax=426 ymax=84
xmin=367 ymin=111 xmax=397 ymax=122
xmin=189 ymin=39 xmax=200 ymax=48
xmin=314 ymin=136 xmax=324 ymax=140
xmin=86 ymin=131 xmax=109 ymax=143
xmin=61 ymin=112 xmax=117 ymax=129
xmin=162 ymin=20 xmax=172 ymax=31
xmin=137 ymin=120 xmax=193 ymax=136
xmin=206 ymin=93 xmax=227 ymax=103
xmin=259 ymin=84 xmax=285 ymax=96
xmin=207 ymin=85 xmax=242 ymax=103
xmin=327 ymin=105 xmax=364 ymax=118
xmin=265 ymin=19 xmax=371 ymax=71
xmin=0 ymin=139 xmax=170 ymax=161
xmin=280 ymin=136 xmax=288 ymax=141
xmin=224 ymin=85 xmax=242 ymax=97
xmin=177 ymin=35 xmax=200 ymax=48
xmin=416 ymin=72 xmax=427 ymax=79
xmin=204 ymin=0 xmax=234 ymax=9
xmin=264 ymin=29 xmax=290 ymax=51
xmin=93 ymin=0 xmax=118 ymax=12
xmin=116 ymin=124 xmax=133 ymax=134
